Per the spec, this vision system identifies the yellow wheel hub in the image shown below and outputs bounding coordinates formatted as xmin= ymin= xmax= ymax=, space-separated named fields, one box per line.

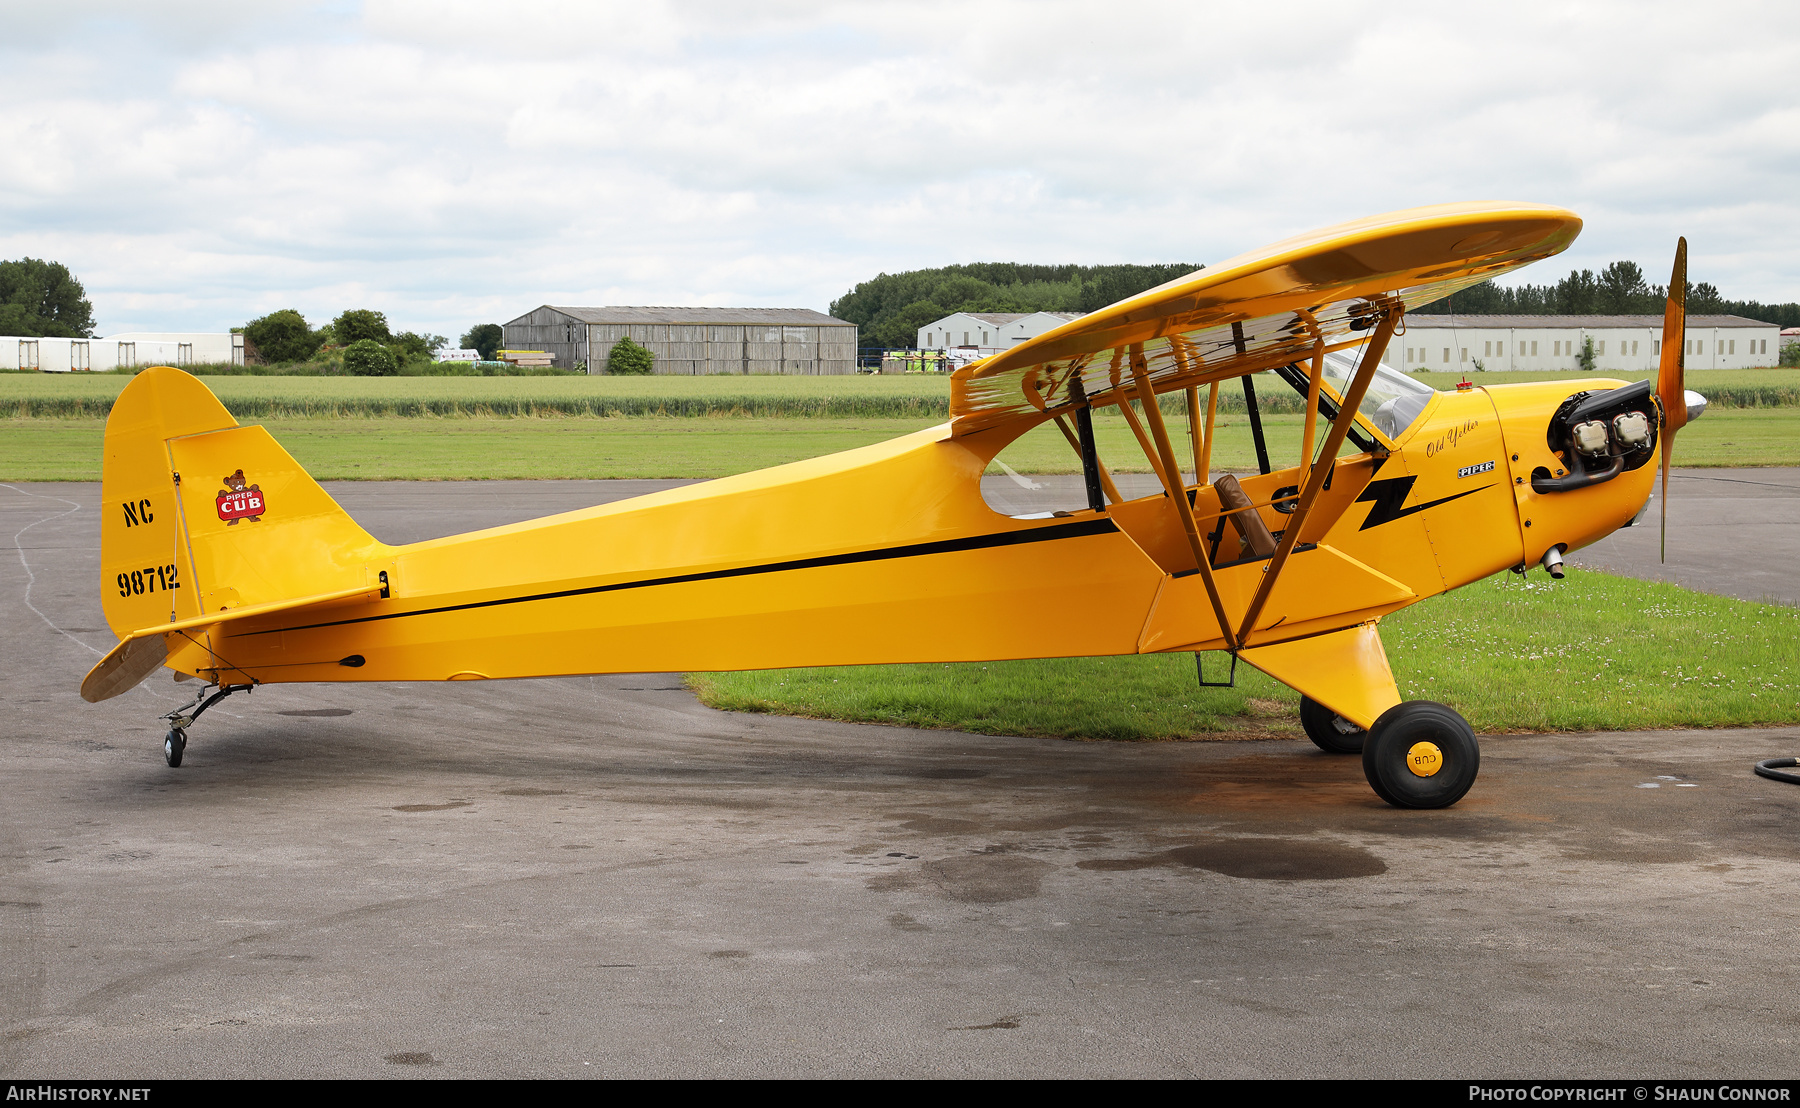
xmin=1406 ymin=741 xmax=1444 ymax=778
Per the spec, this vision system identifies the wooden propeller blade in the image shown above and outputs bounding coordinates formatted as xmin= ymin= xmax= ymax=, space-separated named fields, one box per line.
xmin=1657 ymin=237 xmax=1687 ymax=564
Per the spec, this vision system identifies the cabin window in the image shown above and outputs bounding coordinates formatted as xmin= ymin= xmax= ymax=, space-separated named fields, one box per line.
xmin=1729 ymin=339 xmax=1735 ymax=355
xmin=1631 ymin=341 xmax=1638 ymax=355
xmin=1530 ymin=342 xmax=1538 ymax=356
xmin=1597 ymin=341 xmax=1605 ymax=355
xmin=1460 ymin=347 xmax=1468 ymax=362
xmin=1653 ymin=340 xmax=1660 ymax=356
xmin=1295 ymin=349 xmax=1432 ymax=441
xmin=1442 ymin=347 xmax=1450 ymax=363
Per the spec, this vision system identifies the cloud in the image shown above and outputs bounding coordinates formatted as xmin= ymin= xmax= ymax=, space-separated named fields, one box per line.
xmin=0 ymin=0 xmax=1796 ymax=335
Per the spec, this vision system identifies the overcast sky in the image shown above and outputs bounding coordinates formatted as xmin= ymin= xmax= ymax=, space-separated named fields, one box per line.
xmin=2 ymin=0 xmax=1797 ymax=338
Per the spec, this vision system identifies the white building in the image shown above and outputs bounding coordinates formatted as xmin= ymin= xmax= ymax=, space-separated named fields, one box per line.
xmin=917 ymin=311 xmax=1085 ymax=355
xmin=1396 ymin=315 xmax=1778 ymax=373
xmin=1 ymin=332 xmax=246 ymax=372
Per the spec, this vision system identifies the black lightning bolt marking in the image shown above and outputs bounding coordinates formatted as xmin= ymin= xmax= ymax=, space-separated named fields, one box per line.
xmin=1356 ymin=475 xmax=1492 ymax=531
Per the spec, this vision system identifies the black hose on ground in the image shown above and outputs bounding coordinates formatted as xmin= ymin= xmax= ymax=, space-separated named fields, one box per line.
xmin=1753 ymin=758 xmax=1800 ymax=785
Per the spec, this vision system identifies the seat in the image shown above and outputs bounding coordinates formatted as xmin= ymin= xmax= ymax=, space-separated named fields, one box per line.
xmin=1213 ymin=473 xmax=1278 ymax=563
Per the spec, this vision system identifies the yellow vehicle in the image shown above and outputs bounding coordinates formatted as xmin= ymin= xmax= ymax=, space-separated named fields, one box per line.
xmin=82 ymin=202 xmax=1705 ymax=808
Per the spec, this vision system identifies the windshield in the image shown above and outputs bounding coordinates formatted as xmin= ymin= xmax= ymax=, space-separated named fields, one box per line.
xmin=1316 ymin=348 xmax=1435 ymax=441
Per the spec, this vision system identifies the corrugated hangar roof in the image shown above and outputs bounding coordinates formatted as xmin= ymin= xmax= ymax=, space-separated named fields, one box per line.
xmin=545 ymin=306 xmax=851 ymax=325
xmin=1405 ymin=314 xmax=1775 ymax=329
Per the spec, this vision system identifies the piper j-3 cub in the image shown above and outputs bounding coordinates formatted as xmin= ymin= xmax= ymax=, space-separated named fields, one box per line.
xmin=83 ymin=202 xmax=1706 ymax=809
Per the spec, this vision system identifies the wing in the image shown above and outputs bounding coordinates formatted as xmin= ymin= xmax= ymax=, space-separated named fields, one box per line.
xmin=948 ymin=201 xmax=1582 ymax=435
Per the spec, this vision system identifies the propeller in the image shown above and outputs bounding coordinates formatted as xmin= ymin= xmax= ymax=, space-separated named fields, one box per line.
xmin=1656 ymin=238 xmax=1688 ymax=564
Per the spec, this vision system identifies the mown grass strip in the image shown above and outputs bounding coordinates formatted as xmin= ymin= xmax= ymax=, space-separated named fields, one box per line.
xmin=687 ymin=569 xmax=1800 ymax=740
xmin=2 ymin=407 xmax=1791 ymax=482
xmin=4 ymin=365 xmax=1798 ymax=418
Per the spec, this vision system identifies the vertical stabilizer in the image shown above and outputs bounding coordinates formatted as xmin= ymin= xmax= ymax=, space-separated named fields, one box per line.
xmin=100 ymin=367 xmax=385 ymax=645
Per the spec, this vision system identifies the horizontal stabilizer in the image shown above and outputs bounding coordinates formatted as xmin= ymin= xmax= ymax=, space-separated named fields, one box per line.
xmin=79 ymin=581 xmax=384 ymax=702
xmin=79 ymin=634 xmax=170 ymax=704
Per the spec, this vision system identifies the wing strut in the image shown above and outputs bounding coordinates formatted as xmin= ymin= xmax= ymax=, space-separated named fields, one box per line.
xmin=1235 ymin=305 xmax=1400 ymax=647
xmin=1127 ymin=344 xmax=1235 ymax=651
xmin=1234 ymin=322 xmax=1273 ymax=475
xmin=1295 ymin=311 xmax=1326 ymax=492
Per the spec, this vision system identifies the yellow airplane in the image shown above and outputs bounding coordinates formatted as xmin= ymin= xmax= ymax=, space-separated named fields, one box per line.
xmin=82 ymin=201 xmax=1704 ymax=809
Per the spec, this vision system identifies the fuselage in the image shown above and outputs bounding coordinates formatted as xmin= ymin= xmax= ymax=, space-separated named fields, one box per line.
xmin=152 ymin=376 xmax=1653 ymax=689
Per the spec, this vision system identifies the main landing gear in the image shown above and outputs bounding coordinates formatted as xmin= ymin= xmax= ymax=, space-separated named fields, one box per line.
xmin=1360 ymin=701 xmax=1480 ymax=809
xmin=1302 ymin=696 xmax=1480 ymax=808
xmin=1300 ymin=696 xmax=1366 ymax=754
xmin=158 ymin=682 xmax=253 ymax=768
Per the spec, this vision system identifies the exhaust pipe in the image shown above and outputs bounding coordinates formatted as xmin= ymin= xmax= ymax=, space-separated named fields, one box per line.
xmin=1541 ymin=544 xmax=1566 ymax=579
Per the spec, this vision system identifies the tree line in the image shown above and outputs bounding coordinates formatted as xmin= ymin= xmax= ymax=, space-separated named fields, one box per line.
xmin=1417 ymin=260 xmax=1800 ymax=328
xmin=0 ymin=258 xmax=96 ymax=337
xmin=829 ymin=262 xmax=1200 ymax=349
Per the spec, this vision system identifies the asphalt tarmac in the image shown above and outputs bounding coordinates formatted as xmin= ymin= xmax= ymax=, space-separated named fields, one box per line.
xmin=3 ymin=478 xmax=1797 ymax=1080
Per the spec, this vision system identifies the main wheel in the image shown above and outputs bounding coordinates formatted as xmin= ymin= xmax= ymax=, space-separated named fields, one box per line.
xmin=1361 ymin=701 xmax=1478 ymax=809
xmin=1300 ymin=696 xmax=1366 ymax=754
xmin=164 ymin=728 xmax=186 ymax=768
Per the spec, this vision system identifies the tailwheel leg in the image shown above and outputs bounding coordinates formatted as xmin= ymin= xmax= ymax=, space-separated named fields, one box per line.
xmin=156 ymin=681 xmax=253 ymax=769
xmin=1361 ymin=701 xmax=1479 ymax=809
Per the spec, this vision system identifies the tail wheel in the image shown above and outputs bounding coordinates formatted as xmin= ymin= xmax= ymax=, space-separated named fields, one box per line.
xmin=1299 ymin=696 xmax=1365 ymax=754
xmin=1361 ymin=701 xmax=1478 ymax=809
xmin=164 ymin=728 xmax=186 ymax=768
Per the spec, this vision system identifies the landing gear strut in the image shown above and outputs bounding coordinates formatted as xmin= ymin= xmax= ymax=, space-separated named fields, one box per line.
xmin=157 ymin=682 xmax=253 ymax=768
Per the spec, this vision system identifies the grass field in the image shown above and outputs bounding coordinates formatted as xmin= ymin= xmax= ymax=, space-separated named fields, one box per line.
xmin=5 ymin=407 xmax=1787 ymax=481
xmin=0 ymin=373 xmax=956 ymax=419
xmin=688 ymin=569 xmax=1800 ymax=740
xmin=3 ymin=365 xmax=1796 ymax=418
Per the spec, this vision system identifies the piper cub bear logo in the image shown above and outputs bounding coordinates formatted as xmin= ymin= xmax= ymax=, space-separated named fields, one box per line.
xmin=216 ymin=469 xmax=266 ymax=525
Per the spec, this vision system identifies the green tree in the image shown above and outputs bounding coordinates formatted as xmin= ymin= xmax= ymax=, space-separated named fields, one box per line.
xmin=343 ymin=338 xmax=398 ymax=376
xmin=388 ymin=331 xmax=435 ymax=363
xmin=1577 ymin=335 xmax=1596 ymax=371
xmin=0 ymin=257 xmax=95 ymax=337
xmin=242 ymin=308 xmax=321 ymax=363
xmin=829 ymin=262 xmax=1197 ymax=349
xmin=879 ymin=300 xmax=949 ymax=348
xmin=1597 ymin=261 xmax=1648 ymax=314
xmin=334 ymin=309 xmax=391 ymax=345
xmin=461 ymin=323 xmax=502 ymax=360
xmin=1689 ymin=282 xmax=1723 ymax=313
xmin=607 ymin=337 xmax=654 ymax=375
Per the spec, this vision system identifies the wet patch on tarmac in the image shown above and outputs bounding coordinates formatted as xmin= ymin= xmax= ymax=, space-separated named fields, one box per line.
xmin=1078 ymin=836 xmax=1387 ymax=880
xmin=892 ymin=814 xmax=982 ymax=834
xmin=894 ymin=767 xmax=988 ymax=780
xmin=384 ymin=1051 xmax=437 ymax=1066
xmin=498 ymin=787 xmax=568 ymax=797
xmin=276 ymin=709 xmax=353 ymax=717
xmin=391 ymin=801 xmax=473 ymax=813
xmin=920 ymin=850 xmax=1053 ymax=903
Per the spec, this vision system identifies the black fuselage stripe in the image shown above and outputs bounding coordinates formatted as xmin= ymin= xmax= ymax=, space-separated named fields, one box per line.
xmin=245 ymin=516 xmax=1120 ymax=637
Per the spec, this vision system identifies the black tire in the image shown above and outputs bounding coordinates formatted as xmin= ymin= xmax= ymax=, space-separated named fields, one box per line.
xmin=1300 ymin=696 xmax=1366 ymax=754
xmin=164 ymin=729 xmax=186 ymax=768
xmin=1361 ymin=701 xmax=1478 ymax=809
